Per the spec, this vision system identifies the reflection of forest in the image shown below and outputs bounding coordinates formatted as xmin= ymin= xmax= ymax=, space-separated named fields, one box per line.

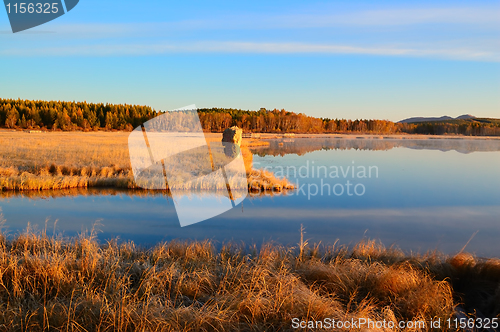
xmin=251 ymin=138 xmax=500 ymax=156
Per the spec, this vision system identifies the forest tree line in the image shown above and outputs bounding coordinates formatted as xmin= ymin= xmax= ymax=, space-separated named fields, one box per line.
xmin=1 ymin=98 xmax=499 ymax=136
xmin=0 ymin=98 xmax=158 ymax=131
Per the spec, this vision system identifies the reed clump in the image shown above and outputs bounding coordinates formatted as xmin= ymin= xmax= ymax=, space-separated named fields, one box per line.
xmin=241 ymin=145 xmax=295 ymax=193
xmin=0 ymin=227 xmax=497 ymax=331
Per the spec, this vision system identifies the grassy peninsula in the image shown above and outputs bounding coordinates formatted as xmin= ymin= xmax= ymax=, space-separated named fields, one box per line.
xmin=0 ymin=131 xmax=292 ymax=193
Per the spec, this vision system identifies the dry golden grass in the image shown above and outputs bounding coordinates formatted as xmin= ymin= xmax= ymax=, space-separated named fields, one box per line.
xmin=0 ymin=131 xmax=133 ymax=191
xmin=0 ymin=222 xmax=497 ymax=331
xmin=0 ymin=131 xmax=292 ymax=192
xmin=0 ymin=131 xmax=131 ymax=172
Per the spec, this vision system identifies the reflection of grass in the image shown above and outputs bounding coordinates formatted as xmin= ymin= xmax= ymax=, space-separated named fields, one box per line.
xmin=0 ymin=225 xmax=497 ymax=331
xmin=0 ymin=187 xmax=286 ymax=201
xmin=0 ymin=131 xmax=293 ymax=192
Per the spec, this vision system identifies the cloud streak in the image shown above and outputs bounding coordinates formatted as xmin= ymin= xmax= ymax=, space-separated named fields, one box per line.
xmin=2 ymin=5 xmax=497 ymax=61
xmin=41 ymin=6 xmax=500 ymax=34
xmin=2 ymin=40 xmax=498 ymax=62
xmin=294 ymin=7 xmax=500 ymax=27
xmin=4 ymin=5 xmax=496 ymax=38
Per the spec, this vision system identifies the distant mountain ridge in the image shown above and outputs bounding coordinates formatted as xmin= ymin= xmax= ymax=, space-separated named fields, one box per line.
xmin=399 ymin=114 xmax=476 ymax=123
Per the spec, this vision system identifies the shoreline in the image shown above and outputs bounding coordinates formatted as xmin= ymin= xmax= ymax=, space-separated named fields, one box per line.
xmin=245 ymin=133 xmax=500 ymax=140
xmin=2 ymin=128 xmax=500 ymax=140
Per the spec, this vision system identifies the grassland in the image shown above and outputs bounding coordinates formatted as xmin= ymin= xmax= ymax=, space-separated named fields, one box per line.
xmin=0 ymin=222 xmax=497 ymax=332
xmin=0 ymin=131 xmax=292 ymax=192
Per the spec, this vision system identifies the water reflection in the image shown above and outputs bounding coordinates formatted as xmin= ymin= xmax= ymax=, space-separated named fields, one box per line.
xmin=1 ymin=138 xmax=499 ymax=257
xmin=253 ymin=137 xmax=500 ymax=156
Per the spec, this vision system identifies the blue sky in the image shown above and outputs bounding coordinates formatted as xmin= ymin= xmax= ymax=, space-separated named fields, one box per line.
xmin=1 ymin=0 xmax=499 ymax=121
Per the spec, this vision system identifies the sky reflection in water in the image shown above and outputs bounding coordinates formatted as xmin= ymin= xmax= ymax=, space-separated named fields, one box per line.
xmin=1 ymin=138 xmax=499 ymax=257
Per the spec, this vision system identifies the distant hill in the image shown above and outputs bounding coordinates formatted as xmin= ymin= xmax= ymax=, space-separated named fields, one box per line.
xmin=455 ymin=114 xmax=477 ymax=120
xmin=399 ymin=114 xmax=476 ymax=123
xmin=398 ymin=115 xmax=500 ymax=136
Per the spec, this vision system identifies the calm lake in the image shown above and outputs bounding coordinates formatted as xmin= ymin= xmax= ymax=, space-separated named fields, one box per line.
xmin=1 ymin=138 xmax=499 ymax=256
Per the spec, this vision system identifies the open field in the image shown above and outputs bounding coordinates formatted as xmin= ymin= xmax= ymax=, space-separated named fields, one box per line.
xmin=0 ymin=224 xmax=497 ymax=331
xmin=0 ymin=131 xmax=292 ymax=192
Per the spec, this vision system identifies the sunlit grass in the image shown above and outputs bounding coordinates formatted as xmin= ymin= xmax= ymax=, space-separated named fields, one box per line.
xmin=0 ymin=222 xmax=497 ymax=331
xmin=0 ymin=131 xmax=292 ymax=192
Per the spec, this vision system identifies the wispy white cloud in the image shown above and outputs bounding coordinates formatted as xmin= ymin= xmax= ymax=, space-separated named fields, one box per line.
xmin=2 ymin=40 xmax=498 ymax=62
xmin=8 ymin=5 xmax=495 ymax=37
xmin=294 ymin=7 xmax=500 ymax=27
xmin=2 ymin=5 xmax=497 ymax=61
xmin=41 ymin=6 xmax=500 ymax=35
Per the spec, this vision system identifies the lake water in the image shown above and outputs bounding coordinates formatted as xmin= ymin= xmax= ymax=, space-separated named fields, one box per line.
xmin=1 ymin=138 xmax=499 ymax=257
